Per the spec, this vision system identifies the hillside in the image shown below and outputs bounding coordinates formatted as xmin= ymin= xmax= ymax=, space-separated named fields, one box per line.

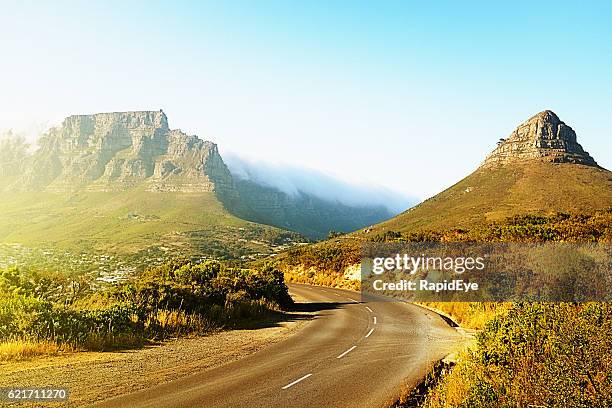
xmin=374 ymin=161 xmax=611 ymax=233
xmin=0 ymin=189 xmax=292 ymax=259
xmin=0 ymin=111 xmax=393 ymax=267
xmin=368 ymin=110 xmax=611 ymax=235
xmin=275 ymin=110 xmax=611 ymax=286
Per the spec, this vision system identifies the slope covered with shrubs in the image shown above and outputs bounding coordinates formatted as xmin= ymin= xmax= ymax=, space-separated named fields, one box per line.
xmin=0 ymin=260 xmax=290 ymax=360
xmin=422 ymin=303 xmax=611 ymax=408
xmin=277 ymin=210 xmax=611 ymax=296
xmin=276 ymin=210 xmax=611 ymax=407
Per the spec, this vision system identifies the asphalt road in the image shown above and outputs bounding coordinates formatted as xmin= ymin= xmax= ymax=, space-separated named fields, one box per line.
xmin=90 ymin=283 xmax=465 ymax=408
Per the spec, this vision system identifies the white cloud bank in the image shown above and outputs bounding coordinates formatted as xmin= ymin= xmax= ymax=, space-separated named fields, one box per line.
xmin=223 ymin=152 xmax=415 ymax=214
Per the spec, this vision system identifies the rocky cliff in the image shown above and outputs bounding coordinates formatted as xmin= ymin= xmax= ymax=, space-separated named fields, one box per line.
xmin=481 ymin=110 xmax=597 ymax=168
xmin=15 ymin=111 xmax=236 ymax=194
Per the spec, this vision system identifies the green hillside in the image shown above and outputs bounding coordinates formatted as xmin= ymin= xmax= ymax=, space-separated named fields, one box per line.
xmin=0 ymin=189 xmax=301 ymax=261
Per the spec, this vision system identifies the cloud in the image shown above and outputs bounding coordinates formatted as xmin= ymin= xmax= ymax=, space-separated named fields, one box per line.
xmin=223 ymin=152 xmax=415 ymax=214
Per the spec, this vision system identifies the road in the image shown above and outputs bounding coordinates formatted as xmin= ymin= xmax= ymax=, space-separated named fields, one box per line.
xmin=90 ymin=284 xmax=465 ymax=408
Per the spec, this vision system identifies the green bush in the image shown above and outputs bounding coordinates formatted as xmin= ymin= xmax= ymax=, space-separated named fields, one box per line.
xmin=0 ymin=261 xmax=292 ymax=351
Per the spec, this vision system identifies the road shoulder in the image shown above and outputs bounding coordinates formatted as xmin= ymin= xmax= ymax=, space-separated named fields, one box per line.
xmin=0 ymin=310 xmax=311 ymax=407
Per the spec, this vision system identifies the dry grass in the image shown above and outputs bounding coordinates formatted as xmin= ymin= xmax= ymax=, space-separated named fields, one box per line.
xmin=0 ymin=340 xmax=72 ymax=361
xmin=421 ymin=351 xmax=475 ymax=408
xmin=370 ymin=162 xmax=611 ymax=235
xmin=147 ymin=309 xmax=216 ymax=334
xmin=419 ymin=302 xmax=512 ymax=330
xmin=421 ymin=303 xmax=612 ymax=407
xmin=284 ymin=270 xmax=361 ymax=291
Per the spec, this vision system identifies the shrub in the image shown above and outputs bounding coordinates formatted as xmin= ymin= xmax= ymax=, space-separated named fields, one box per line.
xmin=424 ymin=303 xmax=612 ymax=408
xmin=0 ymin=261 xmax=292 ymax=357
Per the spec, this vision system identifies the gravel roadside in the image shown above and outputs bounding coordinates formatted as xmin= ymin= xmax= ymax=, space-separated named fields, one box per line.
xmin=0 ymin=308 xmax=311 ymax=407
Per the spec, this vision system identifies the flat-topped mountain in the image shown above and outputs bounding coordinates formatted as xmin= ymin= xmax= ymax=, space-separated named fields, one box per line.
xmin=0 ymin=111 xmax=394 ymax=256
xmin=15 ymin=110 xmax=235 ymax=194
xmin=481 ymin=110 xmax=597 ymax=168
xmin=369 ymin=110 xmax=611 ymax=234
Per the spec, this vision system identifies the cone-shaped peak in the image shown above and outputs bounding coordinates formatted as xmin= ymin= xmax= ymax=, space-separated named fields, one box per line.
xmin=481 ymin=111 xmax=597 ymax=168
xmin=530 ymin=109 xmax=560 ymax=123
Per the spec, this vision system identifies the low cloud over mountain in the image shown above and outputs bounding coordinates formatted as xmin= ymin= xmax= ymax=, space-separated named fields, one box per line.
xmin=223 ymin=152 xmax=415 ymax=215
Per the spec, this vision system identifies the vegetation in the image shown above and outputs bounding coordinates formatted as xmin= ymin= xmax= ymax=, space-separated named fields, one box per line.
xmin=417 ymin=302 xmax=512 ymax=331
xmin=0 ymin=189 xmax=305 ymax=262
xmin=277 ymin=210 xmax=611 ymax=407
xmin=422 ymin=303 xmax=611 ymax=408
xmin=277 ymin=210 xmax=612 ymax=298
xmin=372 ymin=210 xmax=612 ymax=330
xmin=278 ymin=240 xmax=361 ymax=290
xmin=283 ymin=241 xmax=360 ymax=275
xmin=370 ymin=209 xmax=612 ymax=244
xmin=0 ymin=260 xmax=291 ymax=361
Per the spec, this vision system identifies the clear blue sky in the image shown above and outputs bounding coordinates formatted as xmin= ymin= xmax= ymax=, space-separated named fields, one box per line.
xmin=1 ymin=1 xmax=610 ymax=199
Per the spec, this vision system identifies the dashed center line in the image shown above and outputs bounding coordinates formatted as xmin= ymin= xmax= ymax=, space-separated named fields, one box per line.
xmin=373 ymin=316 xmax=377 ymax=324
xmin=365 ymin=328 xmax=374 ymax=338
xmin=365 ymin=306 xmax=373 ymax=313
xmin=282 ymin=373 xmax=313 ymax=390
xmin=336 ymin=345 xmax=357 ymax=359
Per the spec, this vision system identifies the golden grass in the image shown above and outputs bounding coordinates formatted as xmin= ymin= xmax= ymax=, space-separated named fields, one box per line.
xmin=284 ymin=271 xmax=361 ymax=291
xmin=372 ymin=162 xmax=612 ymax=235
xmin=422 ymin=351 xmax=474 ymax=408
xmin=0 ymin=340 xmax=71 ymax=361
xmin=148 ymin=309 xmax=216 ymax=334
xmin=419 ymin=302 xmax=512 ymax=330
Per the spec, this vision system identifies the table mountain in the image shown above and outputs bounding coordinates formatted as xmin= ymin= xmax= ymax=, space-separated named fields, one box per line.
xmin=13 ymin=111 xmax=236 ymax=194
xmin=0 ymin=111 xmax=393 ymax=252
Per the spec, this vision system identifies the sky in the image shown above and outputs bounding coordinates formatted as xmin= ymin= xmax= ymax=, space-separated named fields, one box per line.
xmin=1 ymin=1 xmax=611 ymax=201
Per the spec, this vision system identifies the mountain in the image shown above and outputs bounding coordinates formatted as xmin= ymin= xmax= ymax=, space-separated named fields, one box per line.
xmin=10 ymin=111 xmax=235 ymax=194
xmin=369 ymin=110 xmax=612 ymax=234
xmin=0 ymin=111 xmax=393 ymax=259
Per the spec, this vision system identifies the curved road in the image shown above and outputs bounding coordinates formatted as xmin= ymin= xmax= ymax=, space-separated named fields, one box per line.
xmin=91 ymin=284 xmax=465 ymax=408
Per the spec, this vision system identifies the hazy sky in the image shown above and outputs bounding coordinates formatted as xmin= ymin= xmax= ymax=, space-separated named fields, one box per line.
xmin=1 ymin=1 xmax=610 ymax=199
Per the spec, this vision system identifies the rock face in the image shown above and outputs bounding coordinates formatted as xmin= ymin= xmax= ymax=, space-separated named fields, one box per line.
xmin=16 ymin=111 xmax=236 ymax=194
xmin=481 ymin=110 xmax=598 ymax=168
xmin=7 ymin=110 xmax=392 ymax=238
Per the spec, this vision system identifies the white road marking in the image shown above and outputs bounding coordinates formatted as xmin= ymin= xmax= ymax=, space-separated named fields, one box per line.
xmin=334 ymin=293 xmax=341 ymax=297
xmin=365 ymin=328 xmax=374 ymax=338
xmin=336 ymin=345 xmax=357 ymax=359
xmin=365 ymin=306 xmax=373 ymax=313
xmin=347 ymin=297 xmax=358 ymax=303
xmin=282 ymin=373 xmax=313 ymax=390
xmin=373 ymin=316 xmax=377 ymax=325
xmin=320 ymin=289 xmax=328 ymax=293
